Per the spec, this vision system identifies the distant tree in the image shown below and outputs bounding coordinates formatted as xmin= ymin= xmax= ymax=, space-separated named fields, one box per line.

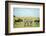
xmin=15 ymin=18 xmax=23 ymax=22
xmin=13 ymin=16 xmax=15 ymax=17
xmin=34 ymin=20 xmax=40 ymax=24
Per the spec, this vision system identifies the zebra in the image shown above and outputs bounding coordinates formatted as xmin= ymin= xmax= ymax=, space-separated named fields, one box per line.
xmin=23 ymin=20 xmax=33 ymax=27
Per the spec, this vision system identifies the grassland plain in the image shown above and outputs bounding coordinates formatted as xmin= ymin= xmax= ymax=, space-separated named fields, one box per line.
xmin=13 ymin=16 xmax=40 ymax=28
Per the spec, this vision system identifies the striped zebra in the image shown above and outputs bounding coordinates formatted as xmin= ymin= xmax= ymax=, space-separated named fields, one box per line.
xmin=23 ymin=20 xmax=33 ymax=27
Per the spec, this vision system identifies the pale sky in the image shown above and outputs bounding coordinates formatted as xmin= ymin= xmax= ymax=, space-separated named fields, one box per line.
xmin=13 ymin=8 xmax=40 ymax=17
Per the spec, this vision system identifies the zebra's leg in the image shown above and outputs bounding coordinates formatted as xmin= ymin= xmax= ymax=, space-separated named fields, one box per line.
xmin=24 ymin=22 xmax=26 ymax=27
xmin=30 ymin=23 xmax=32 ymax=26
xmin=30 ymin=22 xmax=32 ymax=26
xmin=24 ymin=22 xmax=28 ymax=27
xmin=27 ymin=22 xmax=29 ymax=26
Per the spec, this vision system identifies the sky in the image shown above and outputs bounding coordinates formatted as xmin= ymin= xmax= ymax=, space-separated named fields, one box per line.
xmin=13 ymin=8 xmax=40 ymax=17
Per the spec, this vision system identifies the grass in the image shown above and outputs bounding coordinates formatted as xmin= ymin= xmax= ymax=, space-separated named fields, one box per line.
xmin=13 ymin=16 xmax=40 ymax=28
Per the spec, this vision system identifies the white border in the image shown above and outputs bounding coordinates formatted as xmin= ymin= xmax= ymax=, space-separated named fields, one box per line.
xmin=9 ymin=3 xmax=43 ymax=33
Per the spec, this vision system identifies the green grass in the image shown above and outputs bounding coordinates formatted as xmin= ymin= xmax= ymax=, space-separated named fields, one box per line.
xmin=14 ymin=22 xmax=40 ymax=28
xmin=13 ymin=16 xmax=40 ymax=28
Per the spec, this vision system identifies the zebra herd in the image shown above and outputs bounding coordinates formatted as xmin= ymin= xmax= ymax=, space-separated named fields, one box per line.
xmin=14 ymin=18 xmax=39 ymax=27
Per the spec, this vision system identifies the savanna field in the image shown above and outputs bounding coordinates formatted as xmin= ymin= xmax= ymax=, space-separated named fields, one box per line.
xmin=13 ymin=16 xmax=40 ymax=28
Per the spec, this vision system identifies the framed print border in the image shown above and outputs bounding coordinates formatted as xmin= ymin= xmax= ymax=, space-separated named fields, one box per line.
xmin=5 ymin=1 xmax=45 ymax=35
